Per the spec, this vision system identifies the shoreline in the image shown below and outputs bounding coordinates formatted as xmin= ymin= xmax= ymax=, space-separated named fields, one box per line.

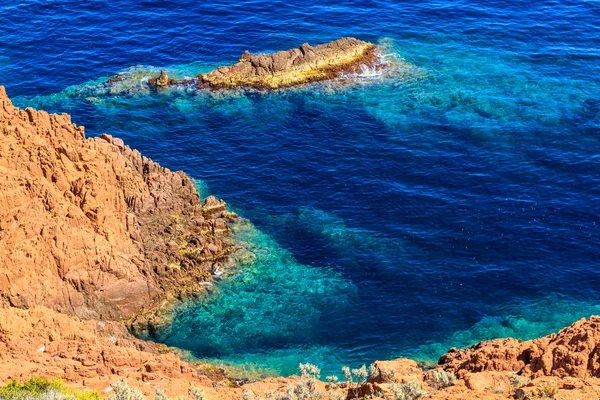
xmin=2 ymin=86 xmax=600 ymax=399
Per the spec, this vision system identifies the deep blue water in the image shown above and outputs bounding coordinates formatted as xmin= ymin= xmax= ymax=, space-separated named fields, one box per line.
xmin=2 ymin=0 xmax=600 ymax=377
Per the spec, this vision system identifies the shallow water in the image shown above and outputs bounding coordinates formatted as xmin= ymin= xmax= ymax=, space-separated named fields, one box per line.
xmin=2 ymin=0 xmax=600 ymax=377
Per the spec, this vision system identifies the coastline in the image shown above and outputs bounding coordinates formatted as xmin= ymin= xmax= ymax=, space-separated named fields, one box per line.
xmin=1 ymin=86 xmax=600 ymax=400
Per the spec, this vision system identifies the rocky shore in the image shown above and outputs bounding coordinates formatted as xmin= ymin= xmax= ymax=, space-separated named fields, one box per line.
xmin=0 ymin=85 xmax=238 ymax=334
xmin=1 ymin=86 xmax=600 ymax=399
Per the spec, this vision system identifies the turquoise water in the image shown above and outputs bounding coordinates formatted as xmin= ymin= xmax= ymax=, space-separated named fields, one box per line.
xmin=2 ymin=0 xmax=600 ymax=377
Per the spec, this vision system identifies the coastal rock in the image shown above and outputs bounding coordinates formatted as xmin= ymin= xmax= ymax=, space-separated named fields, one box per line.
xmin=198 ymin=37 xmax=378 ymax=89
xmin=368 ymin=359 xmax=424 ymax=384
xmin=148 ymin=70 xmax=173 ymax=87
xmin=0 ymin=86 xmax=236 ymax=332
xmin=4 ymin=86 xmax=600 ymax=400
xmin=438 ymin=338 xmax=530 ymax=377
xmin=463 ymin=372 xmax=511 ymax=393
xmin=0 ymin=306 xmax=246 ymax=398
xmin=438 ymin=316 xmax=600 ymax=379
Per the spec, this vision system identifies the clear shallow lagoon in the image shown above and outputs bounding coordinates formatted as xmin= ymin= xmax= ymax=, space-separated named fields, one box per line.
xmin=2 ymin=0 xmax=600 ymax=377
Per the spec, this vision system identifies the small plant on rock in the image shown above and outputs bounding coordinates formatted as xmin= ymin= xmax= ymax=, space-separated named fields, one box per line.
xmin=537 ymin=381 xmax=559 ymax=399
xmin=281 ymin=363 xmax=322 ymax=400
xmin=325 ymin=376 xmax=339 ymax=390
xmin=380 ymin=368 xmax=396 ymax=383
xmin=243 ymin=390 xmax=257 ymax=400
xmin=427 ymin=369 xmax=456 ymax=389
xmin=391 ymin=381 xmax=427 ymax=400
xmin=189 ymin=385 xmax=204 ymax=400
xmin=341 ymin=365 xmax=369 ymax=399
xmin=342 ymin=366 xmax=352 ymax=384
xmin=351 ymin=365 xmax=368 ymax=385
xmin=108 ymin=380 xmax=144 ymax=400
xmin=510 ymin=374 xmax=531 ymax=389
xmin=368 ymin=364 xmax=380 ymax=381
xmin=155 ymin=388 xmax=169 ymax=400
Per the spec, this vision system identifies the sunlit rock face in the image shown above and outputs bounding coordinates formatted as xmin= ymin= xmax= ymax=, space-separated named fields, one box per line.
xmin=197 ymin=37 xmax=380 ymax=89
xmin=139 ymin=38 xmax=381 ymax=91
xmin=0 ymin=86 xmax=238 ymax=333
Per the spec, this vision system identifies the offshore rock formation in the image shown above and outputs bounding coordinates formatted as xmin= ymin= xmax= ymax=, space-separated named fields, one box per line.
xmin=198 ymin=37 xmax=378 ymax=89
xmin=143 ymin=37 xmax=379 ymax=90
xmin=0 ymin=85 xmax=237 ymax=334
xmin=2 ymin=87 xmax=600 ymax=399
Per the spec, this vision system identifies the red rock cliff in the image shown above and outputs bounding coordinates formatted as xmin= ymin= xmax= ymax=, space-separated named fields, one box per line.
xmin=0 ymin=86 xmax=235 ymax=330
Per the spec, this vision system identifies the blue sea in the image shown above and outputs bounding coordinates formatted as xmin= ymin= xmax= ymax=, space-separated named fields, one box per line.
xmin=2 ymin=0 xmax=600 ymax=378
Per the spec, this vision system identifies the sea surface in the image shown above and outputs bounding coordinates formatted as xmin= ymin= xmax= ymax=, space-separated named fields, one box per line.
xmin=2 ymin=0 xmax=600 ymax=377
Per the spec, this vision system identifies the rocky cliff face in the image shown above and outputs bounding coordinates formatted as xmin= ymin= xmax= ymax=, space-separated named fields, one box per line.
xmin=0 ymin=86 xmax=236 ymax=332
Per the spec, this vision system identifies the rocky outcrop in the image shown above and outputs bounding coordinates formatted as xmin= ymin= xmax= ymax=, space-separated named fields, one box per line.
xmin=148 ymin=71 xmax=172 ymax=87
xmin=144 ymin=37 xmax=379 ymax=90
xmin=0 ymin=85 xmax=237 ymax=333
xmin=198 ymin=37 xmax=378 ymax=89
xmin=439 ymin=316 xmax=600 ymax=379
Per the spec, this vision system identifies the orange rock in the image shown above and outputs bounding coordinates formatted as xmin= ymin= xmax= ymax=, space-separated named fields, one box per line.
xmin=463 ymin=372 xmax=511 ymax=393
xmin=368 ymin=359 xmax=424 ymax=384
xmin=438 ymin=317 xmax=600 ymax=380
xmin=0 ymin=86 xmax=237 ymax=332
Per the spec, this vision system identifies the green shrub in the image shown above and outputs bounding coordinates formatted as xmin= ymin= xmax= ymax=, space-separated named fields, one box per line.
xmin=242 ymin=390 xmax=256 ymax=400
xmin=325 ymin=376 xmax=339 ymax=390
xmin=510 ymin=374 xmax=531 ymax=389
xmin=188 ymin=386 xmax=204 ymax=400
xmin=342 ymin=364 xmax=370 ymax=398
xmin=73 ymin=390 xmax=100 ymax=400
xmin=428 ymin=369 xmax=456 ymax=389
xmin=155 ymin=388 xmax=169 ymax=400
xmin=537 ymin=381 xmax=559 ymax=399
xmin=368 ymin=364 xmax=380 ymax=381
xmin=391 ymin=381 xmax=427 ymax=400
xmin=108 ymin=380 xmax=144 ymax=400
xmin=0 ymin=378 xmax=99 ymax=400
xmin=284 ymin=363 xmax=321 ymax=400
